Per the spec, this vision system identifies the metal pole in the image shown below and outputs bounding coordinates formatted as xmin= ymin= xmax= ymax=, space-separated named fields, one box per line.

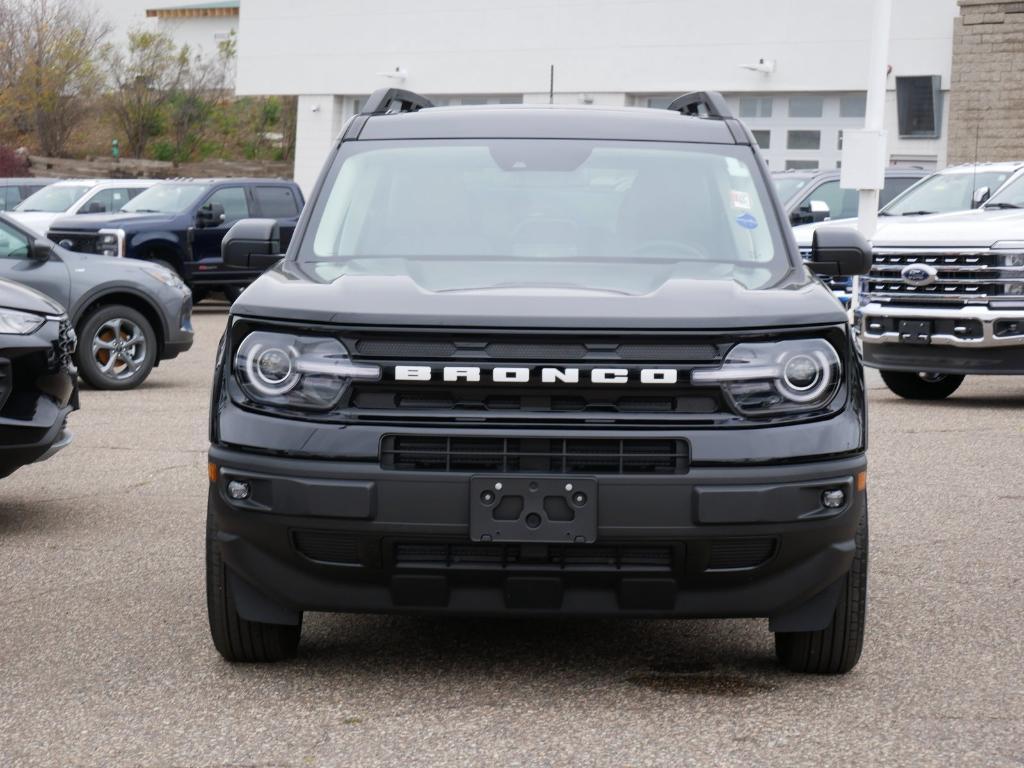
xmin=853 ymin=0 xmax=893 ymax=305
xmin=857 ymin=0 xmax=892 ymax=240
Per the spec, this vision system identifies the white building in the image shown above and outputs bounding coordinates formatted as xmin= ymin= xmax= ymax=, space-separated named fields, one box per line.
xmin=234 ymin=0 xmax=959 ymax=193
xmin=93 ymin=0 xmax=238 ymax=59
xmin=145 ymin=1 xmax=239 ymax=58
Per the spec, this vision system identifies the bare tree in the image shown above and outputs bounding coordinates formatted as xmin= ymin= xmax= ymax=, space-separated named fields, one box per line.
xmin=102 ymin=29 xmax=183 ymax=158
xmin=166 ymin=38 xmax=233 ymax=161
xmin=0 ymin=0 xmax=109 ymax=155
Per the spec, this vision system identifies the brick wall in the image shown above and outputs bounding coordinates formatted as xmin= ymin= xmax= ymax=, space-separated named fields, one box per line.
xmin=948 ymin=0 xmax=1024 ymax=163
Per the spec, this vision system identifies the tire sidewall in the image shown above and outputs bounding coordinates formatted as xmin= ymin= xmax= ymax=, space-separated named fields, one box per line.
xmin=76 ymin=305 xmax=158 ymax=390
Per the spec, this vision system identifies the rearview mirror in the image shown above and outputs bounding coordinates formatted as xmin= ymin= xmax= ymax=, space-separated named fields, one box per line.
xmin=222 ymin=218 xmax=282 ymax=270
xmin=197 ymin=202 xmax=226 ymax=228
xmin=972 ymin=186 xmax=991 ymax=208
xmin=809 ymin=227 xmax=872 ymax=277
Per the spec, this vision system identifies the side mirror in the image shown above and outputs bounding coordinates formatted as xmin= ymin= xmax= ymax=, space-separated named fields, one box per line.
xmin=83 ymin=201 xmax=106 ymax=214
xmin=222 ymin=218 xmax=282 ymax=270
xmin=809 ymin=227 xmax=872 ymax=277
xmin=808 ymin=199 xmax=831 ymax=223
xmin=197 ymin=202 xmax=226 ymax=228
xmin=31 ymin=238 xmax=54 ymax=260
xmin=972 ymin=186 xmax=991 ymax=208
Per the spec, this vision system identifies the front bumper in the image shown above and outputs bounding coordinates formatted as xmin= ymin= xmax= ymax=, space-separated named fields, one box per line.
xmin=209 ymin=444 xmax=866 ymax=629
xmin=158 ymin=294 xmax=194 ymax=362
xmin=861 ymin=302 xmax=1024 ymax=373
xmin=0 ymin=316 xmax=78 ymax=478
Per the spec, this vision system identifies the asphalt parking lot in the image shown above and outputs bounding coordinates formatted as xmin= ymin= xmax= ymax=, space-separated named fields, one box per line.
xmin=1 ymin=305 xmax=1022 ymax=767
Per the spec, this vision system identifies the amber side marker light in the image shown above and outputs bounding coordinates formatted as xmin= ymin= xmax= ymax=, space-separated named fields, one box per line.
xmin=208 ymin=462 xmax=218 ymax=482
xmin=856 ymin=471 xmax=867 ymax=492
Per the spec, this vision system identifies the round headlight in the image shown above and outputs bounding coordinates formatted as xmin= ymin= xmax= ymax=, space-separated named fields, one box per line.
xmin=775 ymin=347 xmax=837 ymax=404
xmin=255 ymin=347 xmax=292 ymax=385
xmin=242 ymin=342 xmax=300 ymax=396
xmin=782 ymin=354 xmax=822 ymax=391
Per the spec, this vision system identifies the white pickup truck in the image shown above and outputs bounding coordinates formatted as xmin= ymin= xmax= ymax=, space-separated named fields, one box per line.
xmin=854 ymin=169 xmax=1024 ymax=399
xmin=793 ymin=162 xmax=1024 ymax=307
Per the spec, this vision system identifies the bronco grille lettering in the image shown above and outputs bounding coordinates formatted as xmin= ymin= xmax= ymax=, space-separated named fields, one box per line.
xmin=393 ymin=366 xmax=679 ymax=384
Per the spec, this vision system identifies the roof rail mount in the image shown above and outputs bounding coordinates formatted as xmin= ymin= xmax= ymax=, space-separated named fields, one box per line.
xmin=667 ymin=91 xmax=734 ymax=120
xmin=361 ymin=88 xmax=434 ymax=116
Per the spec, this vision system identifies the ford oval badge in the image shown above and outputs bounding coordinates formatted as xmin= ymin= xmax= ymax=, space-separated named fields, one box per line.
xmin=901 ymin=264 xmax=938 ymax=287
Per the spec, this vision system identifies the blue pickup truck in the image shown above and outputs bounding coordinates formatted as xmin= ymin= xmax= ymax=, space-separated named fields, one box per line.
xmin=46 ymin=178 xmax=304 ymax=301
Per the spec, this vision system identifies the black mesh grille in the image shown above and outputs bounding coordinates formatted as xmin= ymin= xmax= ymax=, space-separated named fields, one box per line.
xmin=394 ymin=542 xmax=673 ymax=571
xmin=706 ymin=538 xmax=776 ymax=571
xmin=380 ymin=435 xmax=689 ymax=474
xmin=353 ymin=389 xmax=720 ymax=415
xmin=292 ymin=531 xmax=360 ymax=564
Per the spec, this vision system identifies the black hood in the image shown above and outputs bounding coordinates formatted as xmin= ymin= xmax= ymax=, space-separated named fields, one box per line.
xmin=0 ymin=277 xmax=64 ymax=315
xmin=232 ymin=259 xmax=845 ymax=330
xmin=48 ymin=211 xmax=179 ymax=232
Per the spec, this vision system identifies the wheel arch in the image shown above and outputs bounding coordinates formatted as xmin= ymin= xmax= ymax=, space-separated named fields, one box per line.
xmin=73 ymin=289 xmax=167 ymax=361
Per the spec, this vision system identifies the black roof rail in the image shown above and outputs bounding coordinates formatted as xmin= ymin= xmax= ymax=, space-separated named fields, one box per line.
xmin=667 ymin=91 xmax=734 ymax=119
xmin=360 ymin=88 xmax=434 ymax=116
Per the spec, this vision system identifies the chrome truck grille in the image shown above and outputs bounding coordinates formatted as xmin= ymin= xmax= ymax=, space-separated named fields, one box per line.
xmin=861 ymin=249 xmax=1024 ymax=307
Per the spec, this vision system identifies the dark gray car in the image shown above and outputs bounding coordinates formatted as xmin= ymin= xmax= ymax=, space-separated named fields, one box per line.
xmin=0 ymin=214 xmax=193 ymax=389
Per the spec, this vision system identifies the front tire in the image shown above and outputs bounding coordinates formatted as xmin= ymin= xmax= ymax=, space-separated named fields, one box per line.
xmin=880 ymin=370 xmax=964 ymax=400
xmin=206 ymin=499 xmax=301 ymax=663
xmin=76 ymin=305 xmax=157 ymax=390
xmin=774 ymin=506 xmax=868 ymax=674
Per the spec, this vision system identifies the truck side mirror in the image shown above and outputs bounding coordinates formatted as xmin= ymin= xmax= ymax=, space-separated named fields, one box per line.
xmin=972 ymin=186 xmax=991 ymax=208
xmin=222 ymin=218 xmax=282 ymax=270
xmin=808 ymin=199 xmax=831 ymax=223
xmin=808 ymin=227 xmax=872 ymax=277
xmin=197 ymin=202 xmax=226 ymax=228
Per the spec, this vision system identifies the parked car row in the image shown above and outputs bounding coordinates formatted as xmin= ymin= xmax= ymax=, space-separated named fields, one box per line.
xmin=0 ymin=173 xmax=302 ymax=479
xmin=778 ymin=162 xmax=1024 ymax=306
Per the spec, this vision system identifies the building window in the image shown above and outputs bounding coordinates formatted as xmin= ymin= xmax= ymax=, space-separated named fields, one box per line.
xmin=787 ymin=130 xmax=821 ymax=150
xmin=839 ymin=93 xmax=866 ymax=118
xmin=738 ymin=96 xmax=773 ymax=118
xmin=751 ymin=129 xmax=770 ymax=149
xmin=788 ymin=95 xmax=823 ymax=118
xmin=896 ymin=76 xmax=942 ymax=138
xmin=786 ymin=160 xmax=819 ymax=170
xmin=646 ymin=96 xmax=675 ymax=109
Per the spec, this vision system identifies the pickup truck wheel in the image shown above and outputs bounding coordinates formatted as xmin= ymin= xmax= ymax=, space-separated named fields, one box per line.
xmin=76 ymin=305 xmax=157 ymax=390
xmin=148 ymin=258 xmax=178 ymax=275
xmin=774 ymin=505 xmax=867 ymax=675
xmin=206 ymin=500 xmax=301 ymax=662
xmin=879 ymin=370 xmax=964 ymax=400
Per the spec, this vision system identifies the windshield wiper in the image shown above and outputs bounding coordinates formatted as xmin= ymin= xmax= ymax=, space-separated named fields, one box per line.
xmin=984 ymin=202 xmax=1022 ymax=210
xmin=900 ymin=210 xmax=935 ymax=216
xmin=127 ymin=208 xmax=162 ymax=213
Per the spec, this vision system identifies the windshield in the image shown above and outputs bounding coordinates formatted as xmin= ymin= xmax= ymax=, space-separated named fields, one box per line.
xmin=301 ymin=140 xmax=789 ymax=291
xmin=883 ymin=169 xmax=1014 ymax=216
xmin=122 ymin=183 xmax=210 ymax=214
xmin=772 ymin=175 xmax=812 ymax=204
xmin=15 ymin=184 xmax=90 ymax=213
xmin=983 ymin=172 xmax=1024 ymax=208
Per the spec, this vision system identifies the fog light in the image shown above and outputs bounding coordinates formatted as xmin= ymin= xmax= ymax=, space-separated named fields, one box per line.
xmin=821 ymin=489 xmax=846 ymax=509
xmin=227 ymin=480 xmax=251 ymax=500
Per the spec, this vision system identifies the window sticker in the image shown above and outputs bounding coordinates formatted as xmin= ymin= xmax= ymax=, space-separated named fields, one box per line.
xmin=730 ymin=190 xmax=752 ymax=210
xmin=736 ymin=212 xmax=758 ymax=230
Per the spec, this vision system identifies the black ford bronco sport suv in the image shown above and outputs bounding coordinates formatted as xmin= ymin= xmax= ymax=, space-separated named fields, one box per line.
xmin=206 ymin=89 xmax=873 ymax=673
